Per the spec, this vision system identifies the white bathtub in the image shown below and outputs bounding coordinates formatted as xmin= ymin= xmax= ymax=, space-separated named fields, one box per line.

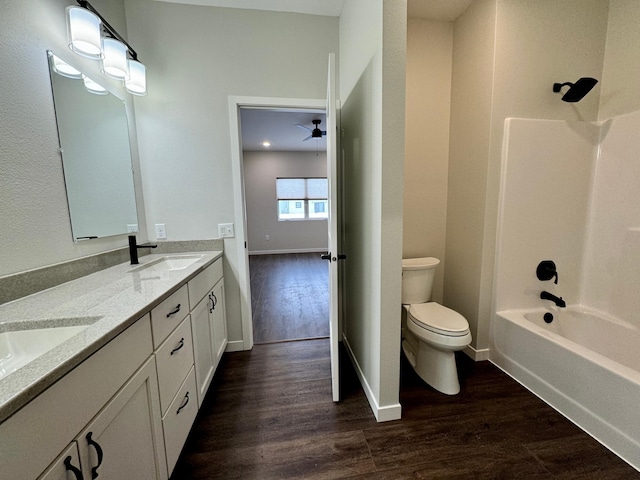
xmin=491 ymin=306 xmax=640 ymax=471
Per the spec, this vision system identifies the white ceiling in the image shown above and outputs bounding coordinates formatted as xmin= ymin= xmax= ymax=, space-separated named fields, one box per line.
xmin=240 ymin=109 xmax=327 ymax=152
xmin=153 ymin=0 xmax=475 ymax=152
xmin=152 ymin=0 xmax=475 ymax=21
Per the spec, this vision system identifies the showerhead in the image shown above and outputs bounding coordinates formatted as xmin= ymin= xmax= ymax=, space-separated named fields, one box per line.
xmin=553 ymin=77 xmax=598 ymax=103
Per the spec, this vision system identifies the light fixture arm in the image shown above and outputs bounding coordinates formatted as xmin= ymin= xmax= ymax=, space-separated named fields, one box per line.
xmin=77 ymin=0 xmax=139 ymax=61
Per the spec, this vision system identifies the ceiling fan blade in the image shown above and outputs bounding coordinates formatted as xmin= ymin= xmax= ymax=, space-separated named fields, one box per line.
xmin=296 ymin=124 xmax=312 ymax=132
xmin=302 ymin=134 xmax=312 ymax=141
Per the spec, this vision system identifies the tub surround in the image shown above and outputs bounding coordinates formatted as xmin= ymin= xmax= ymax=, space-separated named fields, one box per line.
xmin=0 ymin=250 xmax=222 ymax=423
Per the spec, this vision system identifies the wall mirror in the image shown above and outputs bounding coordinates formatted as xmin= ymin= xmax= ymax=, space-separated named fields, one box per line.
xmin=47 ymin=50 xmax=138 ymax=241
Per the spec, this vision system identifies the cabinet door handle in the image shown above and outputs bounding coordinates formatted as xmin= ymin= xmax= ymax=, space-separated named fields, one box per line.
xmin=208 ymin=293 xmax=214 ymax=313
xmin=166 ymin=304 xmax=181 ymax=317
xmin=176 ymin=392 xmax=190 ymax=414
xmin=64 ymin=455 xmax=84 ymax=480
xmin=211 ymin=292 xmax=217 ymax=310
xmin=170 ymin=338 xmax=185 ymax=355
xmin=86 ymin=432 xmax=104 ymax=479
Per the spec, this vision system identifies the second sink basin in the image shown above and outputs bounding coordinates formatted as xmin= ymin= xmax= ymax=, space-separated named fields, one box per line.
xmin=129 ymin=255 xmax=205 ymax=273
xmin=0 ymin=318 xmax=99 ymax=381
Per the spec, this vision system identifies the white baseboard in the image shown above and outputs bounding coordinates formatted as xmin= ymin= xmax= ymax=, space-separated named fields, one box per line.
xmin=249 ymin=248 xmax=327 ymax=256
xmin=463 ymin=344 xmax=490 ymax=361
xmin=342 ymin=335 xmax=402 ymax=422
xmin=224 ymin=340 xmax=246 ymax=352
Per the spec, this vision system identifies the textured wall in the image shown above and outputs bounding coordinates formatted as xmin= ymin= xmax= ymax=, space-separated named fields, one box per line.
xmin=0 ymin=0 xmax=147 ymax=278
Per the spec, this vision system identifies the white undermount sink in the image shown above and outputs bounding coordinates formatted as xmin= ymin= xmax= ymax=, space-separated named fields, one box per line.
xmin=129 ymin=254 xmax=204 ymax=273
xmin=0 ymin=321 xmax=96 ymax=381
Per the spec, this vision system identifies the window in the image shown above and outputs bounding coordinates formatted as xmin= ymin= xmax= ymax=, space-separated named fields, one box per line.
xmin=276 ymin=177 xmax=328 ymax=221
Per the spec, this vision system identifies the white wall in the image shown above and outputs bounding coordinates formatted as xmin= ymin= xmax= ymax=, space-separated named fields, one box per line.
xmin=339 ymin=0 xmax=405 ymax=421
xmin=243 ymin=151 xmax=328 ymax=253
xmin=0 ymin=0 xmax=147 ymax=277
xmin=403 ymin=18 xmax=452 ymax=303
xmin=124 ymin=0 xmax=339 ymax=346
xmin=446 ymin=0 xmax=609 ymax=355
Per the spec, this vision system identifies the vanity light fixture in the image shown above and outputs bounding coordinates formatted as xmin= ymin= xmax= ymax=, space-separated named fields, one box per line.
xmin=101 ymin=38 xmax=129 ymax=80
xmin=125 ymin=60 xmax=146 ymax=95
xmin=66 ymin=1 xmax=147 ymax=95
xmin=66 ymin=6 xmax=102 ymax=59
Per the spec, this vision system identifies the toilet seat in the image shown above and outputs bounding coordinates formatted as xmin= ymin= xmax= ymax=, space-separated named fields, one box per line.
xmin=407 ymin=302 xmax=470 ymax=337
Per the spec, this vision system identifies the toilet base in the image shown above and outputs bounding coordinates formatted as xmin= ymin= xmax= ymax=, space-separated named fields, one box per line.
xmin=402 ymin=332 xmax=461 ymax=395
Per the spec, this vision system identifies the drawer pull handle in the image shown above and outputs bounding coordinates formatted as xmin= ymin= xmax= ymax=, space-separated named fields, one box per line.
xmin=166 ymin=304 xmax=181 ymax=317
xmin=86 ymin=432 xmax=104 ymax=479
xmin=176 ymin=392 xmax=190 ymax=414
xmin=64 ymin=456 xmax=84 ymax=480
xmin=170 ymin=338 xmax=185 ymax=355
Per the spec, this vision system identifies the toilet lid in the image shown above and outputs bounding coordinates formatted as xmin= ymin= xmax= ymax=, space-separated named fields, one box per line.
xmin=408 ymin=303 xmax=470 ymax=336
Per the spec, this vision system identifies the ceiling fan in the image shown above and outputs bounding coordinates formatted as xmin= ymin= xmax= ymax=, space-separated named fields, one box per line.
xmin=296 ymin=119 xmax=326 ymax=141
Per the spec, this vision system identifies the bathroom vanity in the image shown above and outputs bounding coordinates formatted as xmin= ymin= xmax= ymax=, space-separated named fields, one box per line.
xmin=0 ymin=251 xmax=226 ymax=479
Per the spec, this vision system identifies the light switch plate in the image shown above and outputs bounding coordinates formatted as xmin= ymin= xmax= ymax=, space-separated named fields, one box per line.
xmin=218 ymin=223 xmax=235 ymax=238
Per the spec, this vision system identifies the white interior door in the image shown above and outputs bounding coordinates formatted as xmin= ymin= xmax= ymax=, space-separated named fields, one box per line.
xmin=326 ymin=53 xmax=340 ymax=402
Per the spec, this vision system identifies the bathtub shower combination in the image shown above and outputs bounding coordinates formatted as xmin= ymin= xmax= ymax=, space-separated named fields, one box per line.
xmin=491 ymin=117 xmax=640 ymax=470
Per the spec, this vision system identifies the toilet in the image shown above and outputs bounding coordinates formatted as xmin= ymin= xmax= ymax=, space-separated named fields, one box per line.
xmin=401 ymin=257 xmax=472 ymax=395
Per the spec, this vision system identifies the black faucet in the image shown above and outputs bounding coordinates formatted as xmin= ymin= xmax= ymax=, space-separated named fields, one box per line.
xmin=128 ymin=235 xmax=158 ymax=265
xmin=540 ymin=290 xmax=566 ymax=308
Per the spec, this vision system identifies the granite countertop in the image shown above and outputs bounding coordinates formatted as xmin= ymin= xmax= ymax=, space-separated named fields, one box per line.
xmin=0 ymin=251 xmax=222 ymax=424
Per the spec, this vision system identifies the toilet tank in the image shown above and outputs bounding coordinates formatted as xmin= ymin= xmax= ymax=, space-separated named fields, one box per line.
xmin=401 ymin=257 xmax=440 ymax=304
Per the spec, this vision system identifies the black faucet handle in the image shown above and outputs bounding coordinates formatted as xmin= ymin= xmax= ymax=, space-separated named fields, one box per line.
xmin=536 ymin=260 xmax=558 ymax=284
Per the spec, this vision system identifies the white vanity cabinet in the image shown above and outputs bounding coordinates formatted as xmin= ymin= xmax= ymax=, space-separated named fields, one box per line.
xmin=37 ymin=443 xmax=83 ymax=480
xmin=0 ymin=253 xmax=227 ymax=480
xmin=1 ymin=315 xmax=168 ymax=480
xmin=150 ymin=291 xmax=199 ymax=475
xmin=188 ymin=258 xmax=227 ymax=406
xmin=76 ymin=357 xmax=166 ymax=480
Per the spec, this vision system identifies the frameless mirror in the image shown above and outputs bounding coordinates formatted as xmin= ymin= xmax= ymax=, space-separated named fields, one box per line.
xmin=47 ymin=50 xmax=138 ymax=241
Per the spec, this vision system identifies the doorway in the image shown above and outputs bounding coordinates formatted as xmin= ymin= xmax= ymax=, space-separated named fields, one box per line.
xmin=236 ymin=104 xmax=330 ymax=344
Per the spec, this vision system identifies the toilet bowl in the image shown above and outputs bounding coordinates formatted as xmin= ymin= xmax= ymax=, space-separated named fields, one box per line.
xmin=401 ymin=258 xmax=472 ymax=395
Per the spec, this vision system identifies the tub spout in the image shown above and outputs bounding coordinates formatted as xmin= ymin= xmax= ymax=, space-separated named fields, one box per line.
xmin=540 ymin=291 xmax=566 ymax=308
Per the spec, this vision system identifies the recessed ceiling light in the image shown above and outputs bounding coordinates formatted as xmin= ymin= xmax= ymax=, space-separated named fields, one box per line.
xmin=262 ymin=141 xmax=271 ymax=147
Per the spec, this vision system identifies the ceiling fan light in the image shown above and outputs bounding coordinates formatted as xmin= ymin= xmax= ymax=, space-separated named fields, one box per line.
xmin=125 ymin=60 xmax=147 ymax=95
xmin=67 ymin=6 xmax=103 ymax=59
xmin=101 ymin=38 xmax=129 ymax=80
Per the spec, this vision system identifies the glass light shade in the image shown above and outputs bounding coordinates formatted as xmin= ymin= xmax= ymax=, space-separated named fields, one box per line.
xmin=125 ymin=60 xmax=147 ymax=96
xmin=48 ymin=52 xmax=83 ymax=79
xmin=67 ymin=6 xmax=103 ymax=59
xmin=83 ymin=75 xmax=108 ymax=95
xmin=101 ymin=38 xmax=129 ymax=80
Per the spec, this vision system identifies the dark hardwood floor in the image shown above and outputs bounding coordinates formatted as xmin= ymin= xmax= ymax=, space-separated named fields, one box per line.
xmin=250 ymin=253 xmax=329 ymax=344
xmin=170 ymin=339 xmax=638 ymax=479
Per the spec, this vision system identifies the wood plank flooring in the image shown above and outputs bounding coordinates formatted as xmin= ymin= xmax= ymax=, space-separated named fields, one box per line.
xmin=170 ymin=339 xmax=639 ymax=479
xmin=250 ymin=253 xmax=329 ymax=344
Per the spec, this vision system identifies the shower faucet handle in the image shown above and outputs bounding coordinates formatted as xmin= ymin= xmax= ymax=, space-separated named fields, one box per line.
xmin=536 ymin=260 xmax=558 ymax=284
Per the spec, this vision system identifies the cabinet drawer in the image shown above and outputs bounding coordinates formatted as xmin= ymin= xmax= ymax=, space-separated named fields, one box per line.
xmin=156 ymin=316 xmax=194 ymax=414
xmin=163 ymin=367 xmax=198 ymax=475
xmin=151 ymin=284 xmax=189 ymax=348
xmin=188 ymin=258 xmax=222 ymax=307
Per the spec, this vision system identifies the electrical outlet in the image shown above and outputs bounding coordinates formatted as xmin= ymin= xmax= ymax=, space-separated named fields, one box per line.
xmin=265 ymin=235 xmax=270 ymax=241
xmin=155 ymin=223 xmax=167 ymax=240
xmin=218 ymin=223 xmax=235 ymax=238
